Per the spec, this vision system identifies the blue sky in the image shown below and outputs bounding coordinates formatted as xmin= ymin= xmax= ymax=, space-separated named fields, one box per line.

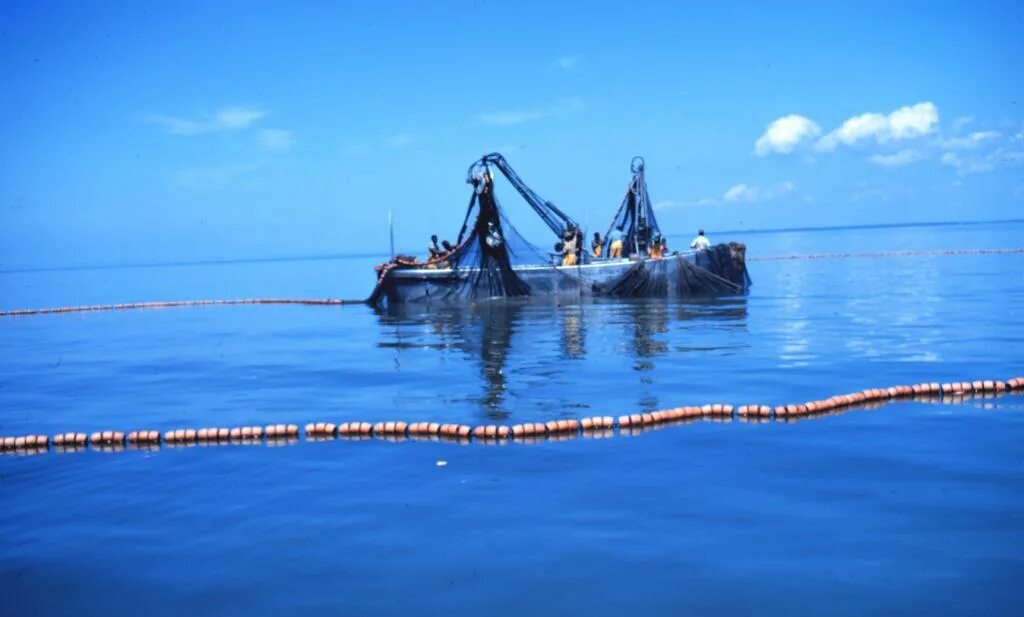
xmin=1 ymin=1 xmax=1022 ymax=268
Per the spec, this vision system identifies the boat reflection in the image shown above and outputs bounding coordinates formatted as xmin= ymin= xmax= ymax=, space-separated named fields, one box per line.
xmin=375 ymin=296 xmax=748 ymax=419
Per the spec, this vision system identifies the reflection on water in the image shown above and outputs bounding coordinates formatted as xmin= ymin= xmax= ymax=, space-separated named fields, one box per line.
xmin=376 ymin=297 xmax=749 ymax=417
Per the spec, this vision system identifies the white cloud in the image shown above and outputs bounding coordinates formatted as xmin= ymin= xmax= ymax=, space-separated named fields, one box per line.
xmin=952 ymin=116 xmax=975 ymax=132
xmin=478 ymin=97 xmax=584 ymax=126
xmin=257 ymin=129 xmax=295 ymax=151
xmin=755 ymin=115 xmax=821 ymax=156
xmin=816 ymin=102 xmax=938 ymax=151
xmin=723 ymin=181 xmax=795 ymax=203
xmin=867 ymin=149 xmax=923 ymax=167
xmin=935 ymin=130 xmax=1000 ymax=149
xmin=723 ymin=185 xmax=754 ymax=201
xmin=940 ymin=152 xmax=962 ymax=167
xmin=653 ymin=197 xmax=718 ymax=211
xmin=554 ymin=55 xmax=579 ymax=70
xmin=938 ymin=146 xmax=1024 ymax=176
xmin=887 ymin=102 xmax=939 ymax=139
xmin=148 ymin=106 xmax=269 ymax=136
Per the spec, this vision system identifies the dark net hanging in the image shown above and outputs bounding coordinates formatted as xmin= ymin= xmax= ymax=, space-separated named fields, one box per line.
xmin=368 ymin=154 xmax=583 ymax=305
xmin=447 ymin=170 xmax=533 ymax=298
xmin=600 ymin=157 xmax=751 ymax=298
xmin=603 ymin=156 xmax=662 ymax=258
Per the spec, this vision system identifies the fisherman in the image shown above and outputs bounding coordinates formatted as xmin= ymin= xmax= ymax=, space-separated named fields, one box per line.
xmin=437 ymin=240 xmax=454 ymax=269
xmin=428 ymin=235 xmax=443 ymax=260
xmin=690 ymin=229 xmax=711 ymax=251
xmin=591 ymin=232 xmax=604 ymax=258
xmin=608 ymin=226 xmax=625 ymax=258
xmin=562 ymin=227 xmax=578 ymax=267
xmin=648 ymin=234 xmax=667 ymax=259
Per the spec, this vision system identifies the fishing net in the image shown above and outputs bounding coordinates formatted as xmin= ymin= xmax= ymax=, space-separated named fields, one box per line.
xmin=602 ymin=244 xmax=749 ymax=298
xmin=369 ymin=162 xmax=582 ymax=306
xmin=601 ymin=157 xmax=663 ymax=258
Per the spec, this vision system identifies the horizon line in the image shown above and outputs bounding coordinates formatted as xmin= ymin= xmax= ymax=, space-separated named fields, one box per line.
xmin=2 ymin=218 xmax=1021 ymax=275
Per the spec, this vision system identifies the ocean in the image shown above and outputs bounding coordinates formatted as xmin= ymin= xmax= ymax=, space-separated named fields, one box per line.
xmin=2 ymin=221 xmax=1022 ymax=615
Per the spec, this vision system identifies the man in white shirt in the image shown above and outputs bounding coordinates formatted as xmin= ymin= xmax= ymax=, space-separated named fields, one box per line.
xmin=690 ymin=229 xmax=711 ymax=251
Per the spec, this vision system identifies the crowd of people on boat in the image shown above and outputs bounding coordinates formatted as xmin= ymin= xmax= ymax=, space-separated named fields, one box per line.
xmin=558 ymin=227 xmax=708 ymax=266
xmin=421 ymin=228 xmax=710 ymax=269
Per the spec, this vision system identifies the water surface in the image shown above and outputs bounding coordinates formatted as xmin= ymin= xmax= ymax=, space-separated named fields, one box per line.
xmin=2 ymin=222 xmax=1023 ymax=615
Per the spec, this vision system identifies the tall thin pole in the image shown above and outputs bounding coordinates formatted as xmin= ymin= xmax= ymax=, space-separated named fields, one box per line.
xmin=388 ymin=210 xmax=395 ymax=260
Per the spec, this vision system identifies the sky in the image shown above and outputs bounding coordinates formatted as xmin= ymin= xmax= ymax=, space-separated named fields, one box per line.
xmin=1 ymin=0 xmax=1022 ymax=269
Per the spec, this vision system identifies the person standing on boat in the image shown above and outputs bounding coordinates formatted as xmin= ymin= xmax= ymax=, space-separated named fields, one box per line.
xmin=690 ymin=229 xmax=711 ymax=251
xmin=562 ymin=228 xmax=578 ymax=267
xmin=428 ymin=235 xmax=443 ymax=260
xmin=591 ymin=232 xmax=604 ymax=258
xmin=608 ymin=226 xmax=625 ymax=258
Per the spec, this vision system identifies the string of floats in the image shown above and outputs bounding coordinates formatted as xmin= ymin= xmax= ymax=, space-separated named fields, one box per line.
xmin=3 ymin=377 xmax=1022 ymax=456
xmin=0 ymin=247 xmax=1020 ymax=318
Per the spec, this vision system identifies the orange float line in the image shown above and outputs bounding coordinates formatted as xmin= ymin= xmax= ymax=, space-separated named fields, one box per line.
xmin=2 ymin=376 xmax=1022 ymax=456
xmin=750 ymin=248 xmax=1024 ymax=262
xmin=0 ymin=298 xmax=362 ymax=318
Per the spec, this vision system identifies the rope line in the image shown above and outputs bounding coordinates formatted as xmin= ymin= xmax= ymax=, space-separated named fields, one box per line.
xmin=3 ymin=377 xmax=1021 ymax=456
xmin=2 ymin=248 xmax=1020 ymax=317
xmin=0 ymin=298 xmax=363 ymax=317
xmin=749 ymin=248 xmax=1024 ymax=261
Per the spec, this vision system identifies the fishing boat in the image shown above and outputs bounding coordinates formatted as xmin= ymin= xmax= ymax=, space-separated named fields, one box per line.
xmin=369 ymin=154 xmax=749 ymax=306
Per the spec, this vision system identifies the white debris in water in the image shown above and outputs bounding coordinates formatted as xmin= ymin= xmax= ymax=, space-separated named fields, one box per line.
xmin=436 ymin=460 xmax=447 ymax=467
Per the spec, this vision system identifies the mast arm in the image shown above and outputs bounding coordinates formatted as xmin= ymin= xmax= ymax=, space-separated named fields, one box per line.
xmin=471 ymin=153 xmax=578 ymax=237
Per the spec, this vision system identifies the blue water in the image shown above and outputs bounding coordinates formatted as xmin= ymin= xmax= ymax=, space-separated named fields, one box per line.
xmin=2 ymin=222 xmax=1023 ymax=615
